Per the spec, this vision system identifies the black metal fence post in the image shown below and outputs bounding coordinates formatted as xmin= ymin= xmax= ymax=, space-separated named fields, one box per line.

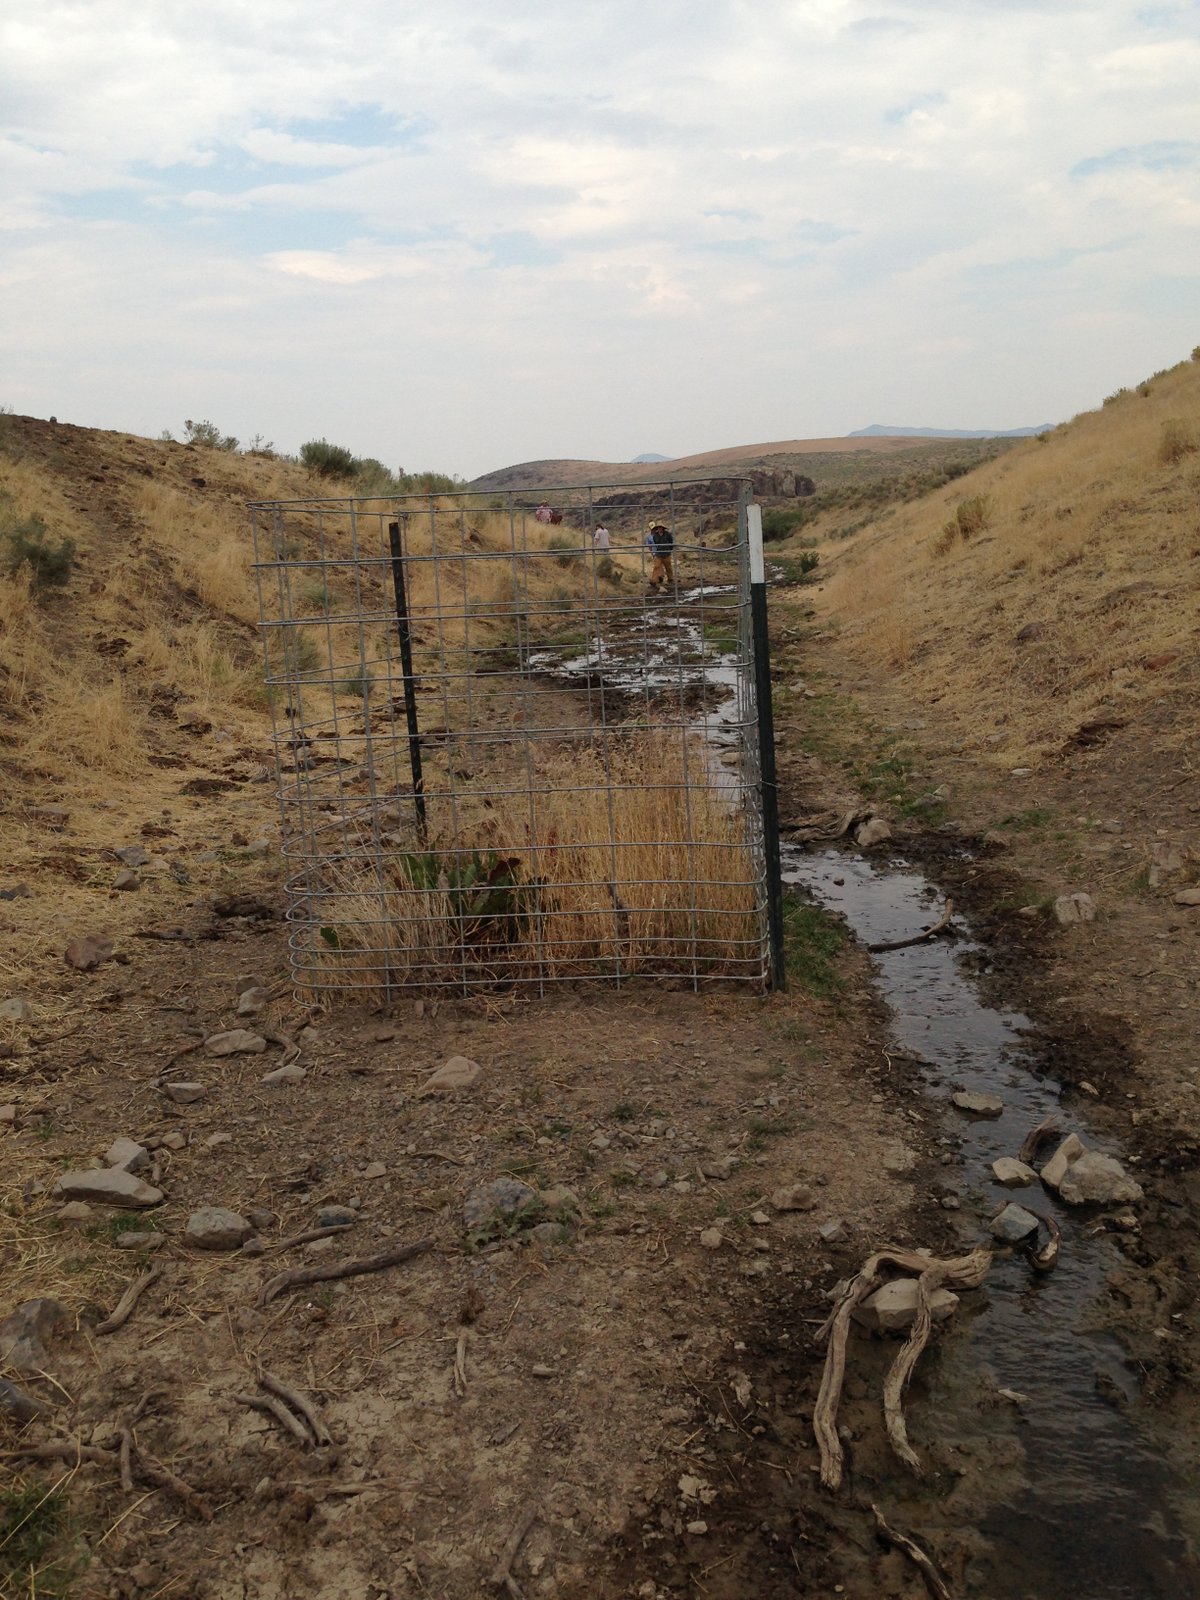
xmin=748 ymin=503 xmax=786 ymax=990
xmin=387 ymin=518 xmax=427 ymax=840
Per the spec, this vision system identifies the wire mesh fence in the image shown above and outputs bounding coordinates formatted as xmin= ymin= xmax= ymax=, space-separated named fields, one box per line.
xmin=248 ymin=480 xmax=771 ymax=999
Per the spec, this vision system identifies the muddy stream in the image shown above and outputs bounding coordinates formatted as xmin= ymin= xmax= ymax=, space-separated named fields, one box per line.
xmin=536 ymin=576 xmax=1195 ymax=1597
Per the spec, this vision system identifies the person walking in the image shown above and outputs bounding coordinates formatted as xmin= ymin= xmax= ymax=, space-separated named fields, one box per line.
xmin=646 ymin=520 xmax=674 ymax=592
xmin=593 ymin=522 xmax=610 ymax=552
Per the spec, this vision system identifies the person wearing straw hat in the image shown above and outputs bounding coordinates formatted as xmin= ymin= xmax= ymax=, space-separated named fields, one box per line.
xmin=646 ymin=520 xmax=674 ymax=591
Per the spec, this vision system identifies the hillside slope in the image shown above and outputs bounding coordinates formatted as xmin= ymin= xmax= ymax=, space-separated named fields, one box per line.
xmin=795 ymin=355 xmax=1200 ymax=767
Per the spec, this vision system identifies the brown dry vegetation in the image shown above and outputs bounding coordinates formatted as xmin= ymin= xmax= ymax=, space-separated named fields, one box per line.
xmin=794 ymin=355 xmax=1200 ymax=768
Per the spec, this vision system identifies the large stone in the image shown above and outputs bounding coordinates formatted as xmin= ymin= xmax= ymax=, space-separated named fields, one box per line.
xmin=185 ymin=1207 xmax=254 ymax=1250
xmin=64 ymin=935 xmax=114 ymax=971
xmin=952 ymin=1090 xmax=1004 ymax=1117
xmin=1057 ymin=1152 xmax=1144 ymax=1207
xmin=419 ymin=1055 xmax=482 ymax=1094
xmin=1054 ymin=893 xmax=1097 ymax=925
xmin=0 ymin=1377 xmax=47 ymax=1424
xmin=54 ymin=1169 xmax=163 ymax=1209
xmin=992 ymin=1157 xmax=1038 ymax=1188
xmin=262 ymin=1063 xmax=306 ymax=1085
xmin=317 ymin=1205 xmax=357 ymax=1229
xmin=205 ymin=1029 xmax=267 ymax=1056
xmin=115 ymin=845 xmax=151 ymax=868
xmin=1174 ymin=887 xmax=1200 ymax=908
xmin=1040 ymin=1133 xmax=1087 ymax=1192
xmin=991 ymin=1203 xmax=1041 ymax=1244
xmin=236 ymin=987 xmax=269 ymax=1017
xmin=463 ymin=1177 xmax=538 ymax=1237
xmin=164 ymin=1081 xmax=207 ymax=1104
xmin=853 ymin=1279 xmax=960 ymax=1334
xmin=0 ymin=998 xmax=32 ymax=1023
xmin=771 ymin=1184 xmax=817 ymax=1213
xmin=0 ymin=1299 xmax=71 ymax=1372
xmin=105 ymin=1137 xmax=150 ymax=1173
xmin=855 ymin=817 xmax=893 ymax=849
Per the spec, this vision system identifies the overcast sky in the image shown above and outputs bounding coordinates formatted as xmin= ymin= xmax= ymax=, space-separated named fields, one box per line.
xmin=2 ymin=2 xmax=1197 ymax=477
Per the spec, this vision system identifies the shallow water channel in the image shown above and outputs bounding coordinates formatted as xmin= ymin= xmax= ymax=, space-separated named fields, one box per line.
xmin=535 ymin=579 xmax=1195 ymax=1596
xmin=782 ymin=848 xmax=1194 ymax=1599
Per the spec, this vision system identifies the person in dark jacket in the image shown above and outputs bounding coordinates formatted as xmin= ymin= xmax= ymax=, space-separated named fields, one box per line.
xmin=646 ymin=521 xmax=674 ymax=590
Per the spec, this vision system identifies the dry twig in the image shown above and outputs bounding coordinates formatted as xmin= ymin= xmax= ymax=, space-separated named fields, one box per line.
xmin=866 ymin=900 xmax=954 ymax=954
xmin=490 ymin=1503 xmax=538 ymax=1598
xmin=1025 ymin=1209 xmax=1062 ymax=1273
xmin=872 ymin=1504 xmax=955 ymax=1600
xmin=96 ymin=1264 xmax=164 ymax=1336
xmin=257 ymin=1236 xmax=434 ymax=1307
xmin=258 ymin=1370 xmax=333 ymax=1446
xmin=1018 ymin=1115 xmax=1061 ymax=1165
xmin=270 ymin=1224 xmax=354 ymax=1253
xmin=234 ymin=1391 xmax=312 ymax=1447
xmin=454 ymin=1329 xmax=470 ymax=1397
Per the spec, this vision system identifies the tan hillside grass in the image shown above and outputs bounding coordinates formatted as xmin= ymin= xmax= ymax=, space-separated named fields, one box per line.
xmin=297 ymin=733 xmax=761 ymax=998
xmin=798 ymin=355 xmax=1200 ymax=763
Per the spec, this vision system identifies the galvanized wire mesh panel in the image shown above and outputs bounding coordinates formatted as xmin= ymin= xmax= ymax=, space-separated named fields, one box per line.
xmin=248 ymin=482 xmax=769 ymax=998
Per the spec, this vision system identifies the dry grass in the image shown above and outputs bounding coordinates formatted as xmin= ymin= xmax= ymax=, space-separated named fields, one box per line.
xmin=299 ymin=733 xmax=761 ymax=997
xmin=802 ymin=353 xmax=1200 ymax=761
xmin=131 ymin=481 xmax=259 ymax=624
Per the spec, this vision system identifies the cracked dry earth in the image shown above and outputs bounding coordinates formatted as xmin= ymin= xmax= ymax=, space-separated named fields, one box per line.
xmin=2 ymin=876 xmax=939 ymax=1600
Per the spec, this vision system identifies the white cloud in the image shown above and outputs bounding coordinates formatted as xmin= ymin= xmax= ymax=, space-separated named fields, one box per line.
xmin=0 ymin=0 xmax=1197 ymax=470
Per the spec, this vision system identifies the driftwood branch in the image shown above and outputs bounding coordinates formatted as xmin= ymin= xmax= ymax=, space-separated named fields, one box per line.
xmin=96 ymin=1264 xmax=164 ymax=1336
xmin=258 ymin=1370 xmax=333 ymax=1446
xmin=814 ymin=1246 xmax=992 ymax=1491
xmin=234 ymin=1391 xmax=313 ymax=1447
xmin=872 ymin=1505 xmax=955 ymax=1600
xmin=490 ymin=1503 xmax=538 ymax=1598
xmin=135 ymin=1450 xmax=213 ymax=1521
xmin=0 ymin=1441 xmax=115 ymax=1468
xmin=1025 ymin=1210 xmax=1061 ymax=1273
xmin=1018 ymin=1115 xmax=1061 ymax=1165
xmin=867 ymin=901 xmax=954 ymax=954
xmin=270 ymin=1224 xmax=354 ymax=1253
xmin=257 ymin=1236 xmax=435 ymax=1307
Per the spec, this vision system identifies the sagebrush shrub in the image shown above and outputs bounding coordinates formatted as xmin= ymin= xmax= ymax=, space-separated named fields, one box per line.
xmin=3 ymin=511 xmax=76 ymax=590
xmin=1158 ymin=418 xmax=1199 ymax=466
xmin=301 ymin=439 xmax=359 ymax=479
xmin=184 ymin=418 xmax=239 ymax=451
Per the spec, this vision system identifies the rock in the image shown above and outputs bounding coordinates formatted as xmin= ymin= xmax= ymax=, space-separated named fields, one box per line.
xmin=29 ymin=805 xmax=70 ymax=828
xmin=698 ymin=1227 xmax=723 ymax=1249
xmin=304 ymin=1236 xmax=336 ymax=1253
xmin=176 ymin=704 xmax=212 ymax=732
xmin=1040 ymin=1133 xmax=1087 ymax=1191
xmin=1057 ymin=1152 xmax=1144 ymax=1206
xmin=0 ymin=998 xmax=32 ymax=1022
xmin=686 ymin=1520 xmax=709 ymax=1536
xmin=113 ymin=869 xmax=141 ymax=891
xmin=161 ymin=1130 xmax=187 ymax=1151
xmin=202 ymin=1132 xmax=232 ymax=1148
xmin=771 ymin=1184 xmax=817 ymax=1213
xmin=463 ymin=1177 xmax=539 ymax=1237
xmin=818 ymin=1219 xmax=848 ymax=1244
xmin=362 ymin=1161 xmax=387 ymax=1180
xmin=992 ymin=1157 xmax=1038 ymax=1187
xmin=114 ymin=1232 xmax=164 ymax=1251
xmin=1054 ymin=892 xmax=1097 ymax=925
xmin=317 ymin=1205 xmax=357 ymax=1228
xmin=373 ymin=1027 xmax=397 ymax=1043
xmin=855 ymin=817 xmax=893 ymax=848
xmin=990 ymin=1203 xmax=1041 ymax=1244
xmin=236 ymin=987 xmax=269 ymax=1017
xmin=185 ymin=1206 xmax=254 ymax=1250
xmin=750 ymin=1210 xmax=771 ymax=1226
xmin=205 ymin=1029 xmax=267 ymax=1056
xmin=881 ymin=1142 xmax=918 ymax=1175
xmin=0 ymin=1104 xmax=16 ymax=1126
xmin=538 ymin=1185 xmax=580 ymax=1215
xmin=419 ymin=1055 xmax=482 ymax=1094
xmin=164 ymin=1081 xmax=207 ymax=1104
xmin=530 ymin=1363 xmax=555 ymax=1378
xmin=262 ymin=1063 xmax=306 ymax=1085
xmin=241 ymin=1237 xmax=266 ymax=1257
xmin=106 ymin=1137 xmax=150 ymax=1173
xmin=698 ymin=1157 xmax=736 ymax=1180
xmin=0 ymin=1299 xmax=71 ymax=1371
xmin=64 ymin=935 xmax=114 ymax=971
xmin=0 ymin=1376 xmax=47 ymax=1424
xmin=0 ymin=883 xmax=33 ymax=901
xmin=1015 ymin=621 xmax=1046 ymax=643
xmin=952 ymin=1090 xmax=1004 ymax=1117
xmin=245 ymin=1207 xmax=276 ymax=1232
xmin=54 ymin=1170 xmax=163 ymax=1209
xmin=57 ymin=1200 xmax=95 ymax=1225
xmin=297 ymin=1026 xmax=319 ymax=1046
xmin=115 ymin=845 xmax=151 ymax=868
xmin=589 ymin=1133 xmax=611 ymax=1150
xmin=853 ymin=1279 xmax=959 ymax=1334
xmin=1173 ymin=887 xmax=1200 ymax=908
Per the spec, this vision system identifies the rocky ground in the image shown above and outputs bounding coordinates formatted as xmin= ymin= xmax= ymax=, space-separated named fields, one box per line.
xmin=3 ymin=583 xmax=1199 ymax=1600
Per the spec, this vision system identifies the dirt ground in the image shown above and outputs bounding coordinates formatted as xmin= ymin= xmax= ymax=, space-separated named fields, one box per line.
xmin=4 ymin=563 xmax=1199 ymax=1599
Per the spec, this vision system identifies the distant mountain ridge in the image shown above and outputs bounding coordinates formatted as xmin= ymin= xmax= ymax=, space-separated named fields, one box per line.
xmin=631 ymin=452 xmax=671 ymax=463
xmin=851 ymin=423 xmax=1052 ymax=439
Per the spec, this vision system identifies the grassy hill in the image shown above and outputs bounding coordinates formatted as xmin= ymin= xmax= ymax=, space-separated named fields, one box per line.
xmin=780 ymin=353 xmax=1200 ymax=768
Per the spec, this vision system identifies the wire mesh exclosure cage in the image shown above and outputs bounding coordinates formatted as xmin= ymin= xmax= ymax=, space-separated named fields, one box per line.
xmin=248 ymin=480 xmax=772 ymax=999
